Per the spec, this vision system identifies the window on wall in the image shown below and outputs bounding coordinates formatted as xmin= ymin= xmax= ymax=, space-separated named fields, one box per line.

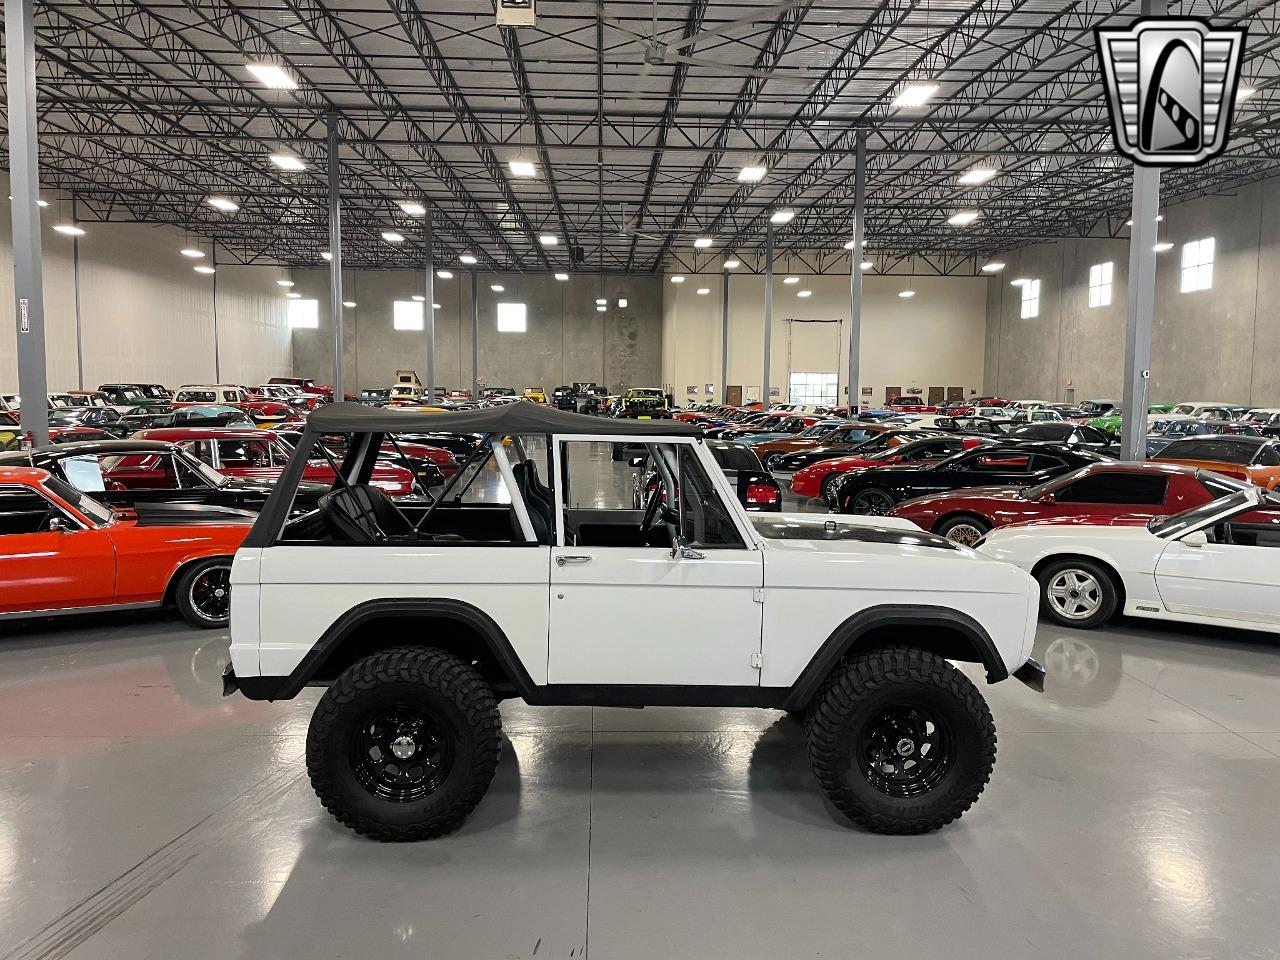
xmin=287 ymin=298 xmax=318 ymax=329
xmin=1088 ymin=262 xmax=1113 ymax=308
xmin=1020 ymin=279 xmax=1041 ymax=319
xmin=393 ymin=300 xmax=424 ymax=331
xmin=788 ymin=372 xmax=838 ymax=406
xmin=1181 ymin=238 xmax=1215 ymax=293
xmin=497 ymin=302 xmax=527 ymax=333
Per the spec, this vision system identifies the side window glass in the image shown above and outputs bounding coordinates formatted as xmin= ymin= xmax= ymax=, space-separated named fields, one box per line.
xmin=63 ymin=455 xmax=107 ymax=492
xmin=677 ymin=446 xmax=743 ymax=549
xmin=0 ymin=486 xmax=55 ymax=534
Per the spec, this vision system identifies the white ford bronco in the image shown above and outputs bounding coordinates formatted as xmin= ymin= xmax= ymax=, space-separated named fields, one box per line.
xmin=224 ymin=402 xmax=1044 ymax=841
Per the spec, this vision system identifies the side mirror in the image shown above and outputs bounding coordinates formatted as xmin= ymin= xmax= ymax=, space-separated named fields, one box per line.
xmin=670 ymin=533 xmax=705 ymax=561
xmin=1181 ymin=530 xmax=1208 ymax=547
xmin=48 ymin=516 xmax=70 ymax=533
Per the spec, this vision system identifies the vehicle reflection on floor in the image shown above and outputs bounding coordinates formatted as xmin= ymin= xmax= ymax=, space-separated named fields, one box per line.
xmin=2 ymin=452 xmax=1278 ymax=959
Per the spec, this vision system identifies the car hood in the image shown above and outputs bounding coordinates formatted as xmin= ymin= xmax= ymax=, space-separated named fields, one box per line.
xmin=223 ymin=476 xmax=328 ymax=499
xmin=751 ymin=512 xmax=955 ymax=547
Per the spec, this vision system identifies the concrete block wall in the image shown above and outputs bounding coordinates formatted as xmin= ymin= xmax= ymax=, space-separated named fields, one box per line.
xmin=985 ymin=176 xmax=1278 ymax=406
xmin=289 ymin=269 xmax=662 ymax=398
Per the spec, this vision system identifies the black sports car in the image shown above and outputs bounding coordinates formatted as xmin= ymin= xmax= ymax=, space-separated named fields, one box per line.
xmin=1004 ymin=421 xmax=1115 ymax=450
xmin=0 ymin=440 xmax=328 ymax=513
xmin=47 ymin=407 xmax=131 ymax=437
xmin=631 ymin=439 xmax=782 ymax=512
xmin=831 ymin=441 xmax=1111 ymax=515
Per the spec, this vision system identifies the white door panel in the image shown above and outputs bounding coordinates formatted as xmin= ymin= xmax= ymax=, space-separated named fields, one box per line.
xmin=548 ymin=546 xmax=762 ymax=685
xmin=1155 ymin=541 xmax=1280 ymax=626
xmin=256 ymin=545 xmax=551 ymax=681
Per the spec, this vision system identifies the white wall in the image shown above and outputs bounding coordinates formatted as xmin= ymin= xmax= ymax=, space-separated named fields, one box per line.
xmin=662 ymin=272 xmax=989 ymax=406
xmin=0 ymin=183 xmax=291 ymax=392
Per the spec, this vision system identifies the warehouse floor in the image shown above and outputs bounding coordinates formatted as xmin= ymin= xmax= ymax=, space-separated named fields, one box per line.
xmin=3 ymin=461 xmax=1279 ymax=958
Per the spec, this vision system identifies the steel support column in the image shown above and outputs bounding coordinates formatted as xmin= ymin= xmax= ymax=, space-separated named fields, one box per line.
xmin=72 ymin=197 xmax=84 ymax=390
xmin=720 ymin=268 xmax=730 ymax=405
xmin=212 ymin=246 xmax=221 ymax=382
xmin=762 ymin=225 xmax=774 ymax=406
xmin=6 ymin=0 xmax=48 ymax=446
xmin=424 ymin=206 xmax=435 ymax=402
xmin=847 ymin=131 xmax=867 ymax=413
xmin=1120 ymin=0 xmax=1166 ymax=461
xmin=471 ymin=269 xmax=479 ymax=401
xmin=327 ymin=112 xmax=344 ymax=399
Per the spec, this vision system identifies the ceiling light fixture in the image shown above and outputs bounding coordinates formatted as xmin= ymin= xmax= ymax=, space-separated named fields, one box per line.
xmin=1010 ymin=278 xmax=1030 ymax=286
xmin=36 ymin=199 xmax=48 ymax=208
xmin=491 ymin=284 xmax=505 ymax=292
xmin=433 ymin=303 xmax=441 ymax=309
xmin=409 ymin=295 xmax=424 ymax=302
xmin=957 ymin=167 xmax=998 ymax=185
xmin=1237 ymin=86 xmax=1256 ymax=101
xmin=670 ymin=275 xmax=685 ymax=283
xmin=797 ymin=289 xmax=812 ymax=298
xmin=398 ymin=200 xmax=427 ymax=216
xmin=539 ymin=234 xmax=558 ymax=246
xmin=509 ymin=159 xmax=536 ymax=177
xmin=724 ymin=258 xmax=741 ymax=269
xmin=554 ymin=272 xmax=569 ymax=281
xmin=206 ymin=196 xmax=239 ymax=213
xmin=948 ymin=210 xmax=980 ymax=226
xmin=180 ymin=247 xmax=205 ymax=259
xmin=596 ymin=298 xmax=608 ymax=306
xmin=891 ymin=82 xmax=939 ymax=109
xmin=343 ymin=300 xmax=357 ymax=308
xmin=783 ymin=275 xmax=800 ymax=284
xmin=381 ymin=231 xmax=405 ymax=243
xmin=737 ymin=165 xmax=767 ymax=183
xmin=268 ymin=153 xmax=306 ymax=171
xmin=618 ymin=298 xmax=628 ymax=308
xmin=769 ymin=209 xmax=795 ymax=225
xmin=53 ymin=223 xmax=85 ymax=236
xmin=321 ymin=251 xmax=332 ymax=261
xmin=276 ymin=279 xmax=295 ymax=288
xmin=898 ymin=289 xmax=916 ymax=298
xmin=861 ymin=260 xmax=874 ymax=270
xmin=694 ymin=237 xmax=714 ymax=249
xmin=843 ymin=239 xmax=858 ymax=250
xmin=245 ymin=62 xmax=297 ymax=90
xmin=981 ymin=262 xmax=1006 ymax=273
xmin=286 ymin=292 xmax=301 ymax=299
xmin=1153 ymin=241 xmax=1174 ymax=253
xmin=437 ymin=269 xmax=454 ymax=279
xmin=596 ymin=304 xmax=606 ymax=312
xmin=697 ymin=287 xmax=710 ymax=295
xmin=459 ymin=253 xmax=477 ymax=265
xmin=194 ymin=265 xmax=216 ymax=275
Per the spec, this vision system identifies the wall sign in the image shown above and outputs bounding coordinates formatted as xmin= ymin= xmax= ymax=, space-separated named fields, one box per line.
xmin=18 ymin=298 xmax=28 ymax=334
xmin=705 ymin=383 xmax=714 ymax=394
xmin=686 ymin=385 xmax=698 ymax=395
xmin=861 ymin=387 xmax=873 ymax=396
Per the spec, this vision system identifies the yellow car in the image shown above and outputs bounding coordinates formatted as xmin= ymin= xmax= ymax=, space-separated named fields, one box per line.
xmin=523 ymin=387 xmax=547 ymax=404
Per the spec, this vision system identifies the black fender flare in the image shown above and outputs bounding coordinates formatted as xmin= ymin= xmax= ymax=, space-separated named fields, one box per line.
xmin=235 ymin=597 xmax=537 ymax=701
xmin=781 ymin=604 xmax=1007 ymax=711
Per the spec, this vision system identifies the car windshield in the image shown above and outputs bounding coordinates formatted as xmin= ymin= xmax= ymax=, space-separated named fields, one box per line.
xmin=1149 ymin=489 xmax=1260 ymax=537
xmin=48 ymin=412 xmax=84 ymax=426
xmin=42 ymin=475 xmax=115 ymax=525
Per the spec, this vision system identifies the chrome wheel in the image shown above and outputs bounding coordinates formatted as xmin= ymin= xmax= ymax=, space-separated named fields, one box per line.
xmin=1046 ymin=569 xmax=1103 ymax=621
xmin=820 ymin=473 xmax=844 ymax=502
xmin=188 ymin=566 xmax=231 ymax=623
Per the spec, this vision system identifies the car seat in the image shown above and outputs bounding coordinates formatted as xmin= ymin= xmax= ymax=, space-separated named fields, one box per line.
xmin=318 ymin=484 xmax=413 ymax=542
xmin=510 ymin=462 xmax=553 ymax=544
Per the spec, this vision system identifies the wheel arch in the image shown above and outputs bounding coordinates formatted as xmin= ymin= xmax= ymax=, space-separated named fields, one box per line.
xmin=932 ymin=511 xmax=993 ymax=535
xmin=782 ymin=604 xmax=1008 ymax=712
xmin=162 ymin=553 xmax=235 ymax=607
xmin=236 ymin=598 xmax=536 ymax=702
xmin=1030 ymin=552 xmax=1127 ymax=609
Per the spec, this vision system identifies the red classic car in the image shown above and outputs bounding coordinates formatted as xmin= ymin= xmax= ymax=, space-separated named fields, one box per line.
xmin=790 ymin=435 xmax=987 ymax=500
xmin=134 ymin=427 xmax=418 ymax=496
xmin=0 ymin=466 xmax=251 ymax=627
xmin=886 ymin=396 xmax=939 ymax=414
xmin=269 ymin=376 xmax=334 ymax=403
xmin=172 ymin=385 xmax=292 ymax=424
xmin=271 ymin=427 xmax=459 ymax=480
xmin=887 ymin=461 xmax=1241 ymax=546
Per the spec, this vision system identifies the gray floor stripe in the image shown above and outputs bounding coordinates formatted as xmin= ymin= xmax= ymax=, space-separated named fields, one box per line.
xmin=3 ymin=764 xmax=303 ymax=960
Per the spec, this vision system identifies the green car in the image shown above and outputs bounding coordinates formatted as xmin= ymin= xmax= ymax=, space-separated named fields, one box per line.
xmin=1088 ymin=404 xmax=1173 ymax=438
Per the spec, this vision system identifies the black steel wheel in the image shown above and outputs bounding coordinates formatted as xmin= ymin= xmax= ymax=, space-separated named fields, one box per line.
xmin=174 ymin=558 xmax=233 ymax=629
xmin=805 ymin=646 xmax=996 ymax=834
xmin=307 ymin=646 xmax=500 ymax=841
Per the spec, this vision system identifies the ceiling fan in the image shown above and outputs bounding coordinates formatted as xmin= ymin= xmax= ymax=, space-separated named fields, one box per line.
xmin=615 ymin=204 xmax=663 ymax=242
xmin=605 ymin=0 xmax=819 ymax=84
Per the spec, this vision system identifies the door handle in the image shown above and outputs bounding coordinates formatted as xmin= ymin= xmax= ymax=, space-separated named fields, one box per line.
xmin=556 ymin=554 xmax=592 ymax=566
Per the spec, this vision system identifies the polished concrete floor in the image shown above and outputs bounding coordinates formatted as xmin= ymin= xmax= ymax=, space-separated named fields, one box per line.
xmin=3 ymin=458 xmax=1280 ymax=958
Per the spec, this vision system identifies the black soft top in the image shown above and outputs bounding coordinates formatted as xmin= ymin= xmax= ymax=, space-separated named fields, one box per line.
xmin=306 ymin=400 xmax=701 ymax=437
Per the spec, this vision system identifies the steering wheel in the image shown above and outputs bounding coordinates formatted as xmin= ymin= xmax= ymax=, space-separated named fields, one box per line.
xmin=641 ymin=483 xmax=678 ymax=533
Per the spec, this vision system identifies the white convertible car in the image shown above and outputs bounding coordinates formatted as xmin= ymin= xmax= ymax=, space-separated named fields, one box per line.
xmin=978 ymin=486 xmax=1280 ymax=631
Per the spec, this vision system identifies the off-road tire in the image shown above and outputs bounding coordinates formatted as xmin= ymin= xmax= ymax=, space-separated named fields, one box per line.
xmin=1037 ymin=557 xmax=1118 ymax=629
xmin=173 ymin=557 xmax=234 ymax=629
xmin=804 ymin=646 xmax=996 ymax=834
xmin=307 ymin=646 xmax=501 ymax=841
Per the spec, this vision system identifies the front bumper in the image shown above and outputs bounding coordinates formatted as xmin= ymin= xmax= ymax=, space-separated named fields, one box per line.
xmin=1013 ymin=658 xmax=1046 ymax=693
